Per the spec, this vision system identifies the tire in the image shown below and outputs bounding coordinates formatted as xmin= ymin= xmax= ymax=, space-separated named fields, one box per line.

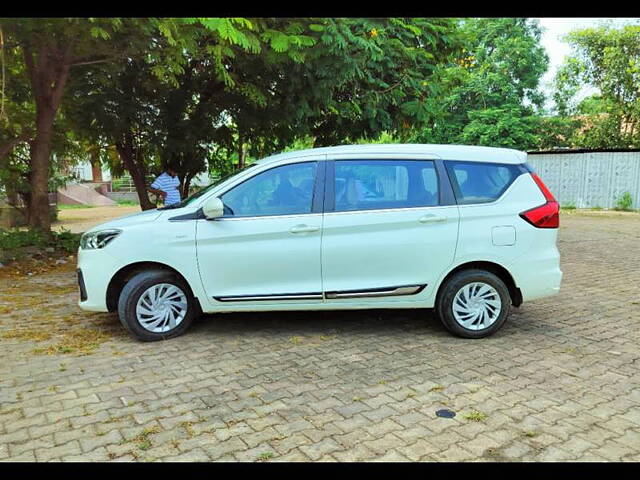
xmin=435 ymin=269 xmax=511 ymax=339
xmin=117 ymin=269 xmax=197 ymax=342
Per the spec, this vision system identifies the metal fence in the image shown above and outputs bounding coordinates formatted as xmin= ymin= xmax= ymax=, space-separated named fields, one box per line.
xmin=527 ymin=150 xmax=640 ymax=209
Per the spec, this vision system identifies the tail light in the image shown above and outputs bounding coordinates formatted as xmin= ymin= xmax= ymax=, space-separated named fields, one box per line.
xmin=519 ymin=173 xmax=559 ymax=228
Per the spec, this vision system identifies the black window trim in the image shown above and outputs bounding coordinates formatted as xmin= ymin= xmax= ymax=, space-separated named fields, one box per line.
xmin=324 ymin=158 xmax=450 ymax=214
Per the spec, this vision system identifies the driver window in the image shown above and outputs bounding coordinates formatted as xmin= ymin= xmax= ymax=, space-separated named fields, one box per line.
xmin=220 ymin=162 xmax=317 ymax=217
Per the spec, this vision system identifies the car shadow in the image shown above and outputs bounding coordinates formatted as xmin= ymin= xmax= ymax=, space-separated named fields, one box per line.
xmin=190 ymin=308 xmax=448 ymax=337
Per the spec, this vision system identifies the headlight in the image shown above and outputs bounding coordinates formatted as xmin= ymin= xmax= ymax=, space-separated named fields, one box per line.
xmin=80 ymin=229 xmax=122 ymax=250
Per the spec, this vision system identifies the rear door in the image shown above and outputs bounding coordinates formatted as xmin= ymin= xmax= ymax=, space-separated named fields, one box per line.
xmin=321 ymin=155 xmax=460 ymax=303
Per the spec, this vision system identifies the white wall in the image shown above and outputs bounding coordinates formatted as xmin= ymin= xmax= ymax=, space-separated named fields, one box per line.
xmin=528 ymin=151 xmax=640 ymax=209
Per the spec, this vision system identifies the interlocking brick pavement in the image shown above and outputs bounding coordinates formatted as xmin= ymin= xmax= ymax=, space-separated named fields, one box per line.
xmin=1 ymin=212 xmax=639 ymax=462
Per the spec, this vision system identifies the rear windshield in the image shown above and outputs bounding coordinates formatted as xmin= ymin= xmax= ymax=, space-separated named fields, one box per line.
xmin=445 ymin=160 xmax=525 ymax=205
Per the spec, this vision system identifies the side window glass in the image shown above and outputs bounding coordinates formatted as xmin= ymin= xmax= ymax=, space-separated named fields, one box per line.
xmin=334 ymin=160 xmax=439 ymax=212
xmin=221 ymin=162 xmax=317 ymax=217
xmin=446 ymin=161 xmax=521 ymax=204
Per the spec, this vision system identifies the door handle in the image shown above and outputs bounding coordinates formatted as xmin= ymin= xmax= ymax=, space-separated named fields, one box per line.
xmin=289 ymin=225 xmax=320 ymax=234
xmin=419 ymin=214 xmax=447 ymax=224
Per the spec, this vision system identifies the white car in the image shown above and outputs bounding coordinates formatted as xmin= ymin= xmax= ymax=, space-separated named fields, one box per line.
xmin=77 ymin=144 xmax=562 ymax=341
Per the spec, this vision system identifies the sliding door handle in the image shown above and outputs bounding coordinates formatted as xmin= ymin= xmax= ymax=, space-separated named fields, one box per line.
xmin=290 ymin=225 xmax=320 ymax=234
xmin=419 ymin=214 xmax=447 ymax=224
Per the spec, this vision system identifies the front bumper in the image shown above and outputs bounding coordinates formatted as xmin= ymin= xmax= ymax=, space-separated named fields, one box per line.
xmin=76 ymin=247 xmax=125 ymax=312
xmin=77 ymin=269 xmax=88 ymax=302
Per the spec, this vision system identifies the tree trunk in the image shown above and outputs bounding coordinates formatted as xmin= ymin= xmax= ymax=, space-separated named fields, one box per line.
xmin=28 ymin=108 xmax=56 ymax=232
xmin=115 ymin=136 xmax=154 ymax=210
xmin=238 ymin=134 xmax=246 ymax=169
xmin=89 ymin=148 xmax=103 ymax=182
xmin=23 ymin=41 xmax=72 ymax=233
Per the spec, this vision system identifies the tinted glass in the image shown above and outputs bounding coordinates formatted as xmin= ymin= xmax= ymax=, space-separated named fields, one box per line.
xmin=334 ymin=160 xmax=439 ymax=212
xmin=221 ymin=162 xmax=317 ymax=217
xmin=445 ymin=161 xmax=523 ymax=205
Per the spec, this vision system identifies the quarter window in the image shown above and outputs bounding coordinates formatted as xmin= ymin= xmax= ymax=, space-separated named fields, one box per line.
xmin=334 ymin=160 xmax=439 ymax=212
xmin=445 ymin=161 xmax=523 ymax=205
xmin=221 ymin=162 xmax=317 ymax=217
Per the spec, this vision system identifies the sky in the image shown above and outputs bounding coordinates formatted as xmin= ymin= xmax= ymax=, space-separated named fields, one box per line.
xmin=534 ymin=17 xmax=640 ymax=111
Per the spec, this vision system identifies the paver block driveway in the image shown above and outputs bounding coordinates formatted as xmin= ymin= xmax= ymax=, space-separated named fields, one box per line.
xmin=1 ymin=212 xmax=639 ymax=462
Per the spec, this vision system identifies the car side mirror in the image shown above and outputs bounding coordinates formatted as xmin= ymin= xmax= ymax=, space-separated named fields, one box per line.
xmin=202 ymin=197 xmax=225 ymax=219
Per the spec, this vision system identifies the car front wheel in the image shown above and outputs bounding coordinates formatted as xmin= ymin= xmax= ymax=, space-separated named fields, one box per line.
xmin=117 ymin=270 xmax=196 ymax=341
xmin=436 ymin=269 xmax=511 ymax=339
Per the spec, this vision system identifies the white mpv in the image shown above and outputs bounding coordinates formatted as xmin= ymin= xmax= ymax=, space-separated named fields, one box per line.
xmin=77 ymin=144 xmax=562 ymax=341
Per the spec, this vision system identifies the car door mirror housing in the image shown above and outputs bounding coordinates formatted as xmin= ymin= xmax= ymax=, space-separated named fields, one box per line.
xmin=202 ymin=197 xmax=225 ymax=219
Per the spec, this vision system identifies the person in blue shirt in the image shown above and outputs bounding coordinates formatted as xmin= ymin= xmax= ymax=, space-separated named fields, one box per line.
xmin=148 ymin=164 xmax=181 ymax=206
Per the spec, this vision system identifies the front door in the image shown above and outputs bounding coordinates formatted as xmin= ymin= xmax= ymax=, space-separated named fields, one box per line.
xmin=321 ymin=158 xmax=459 ymax=302
xmin=197 ymin=160 xmax=324 ymax=304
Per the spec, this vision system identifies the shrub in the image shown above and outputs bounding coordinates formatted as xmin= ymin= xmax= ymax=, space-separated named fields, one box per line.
xmin=0 ymin=228 xmax=81 ymax=255
xmin=614 ymin=192 xmax=634 ymax=211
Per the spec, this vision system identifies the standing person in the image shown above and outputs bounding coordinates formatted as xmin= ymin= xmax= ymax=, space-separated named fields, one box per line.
xmin=148 ymin=163 xmax=181 ymax=207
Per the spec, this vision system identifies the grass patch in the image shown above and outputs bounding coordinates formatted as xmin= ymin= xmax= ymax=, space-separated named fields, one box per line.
xmin=57 ymin=204 xmax=95 ymax=210
xmin=288 ymin=336 xmax=304 ymax=345
xmin=524 ymin=431 xmax=538 ymax=438
xmin=1 ymin=328 xmax=53 ymax=342
xmin=31 ymin=327 xmax=111 ymax=356
xmin=132 ymin=426 xmax=161 ymax=450
xmin=428 ymin=385 xmax=444 ymax=393
xmin=116 ymin=199 xmax=139 ymax=207
xmin=180 ymin=421 xmax=200 ymax=438
xmin=256 ymin=452 xmax=275 ymax=461
xmin=561 ymin=203 xmax=576 ymax=210
xmin=463 ymin=410 xmax=487 ymax=422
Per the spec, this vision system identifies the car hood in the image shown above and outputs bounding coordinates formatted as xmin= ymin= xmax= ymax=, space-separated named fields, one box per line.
xmin=85 ymin=208 xmax=164 ymax=233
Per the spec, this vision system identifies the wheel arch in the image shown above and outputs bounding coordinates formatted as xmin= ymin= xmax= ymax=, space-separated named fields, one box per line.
xmin=434 ymin=260 xmax=522 ymax=307
xmin=106 ymin=261 xmax=201 ymax=313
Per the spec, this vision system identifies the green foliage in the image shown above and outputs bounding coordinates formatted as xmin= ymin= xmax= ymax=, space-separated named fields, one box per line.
xmin=614 ymin=192 xmax=634 ymax=211
xmin=412 ymin=18 xmax=548 ymax=150
xmin=554 ymin=23 xmax=640 ymax=148
xmin=115 ymin=199 xmax=139 ymax=206
xmin=57 ymin=204 xmax=94 ymax=210
xmin=0 ymin=228 xmax=80 ymax=253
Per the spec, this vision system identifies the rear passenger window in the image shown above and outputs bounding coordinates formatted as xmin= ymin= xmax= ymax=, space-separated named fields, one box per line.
xmin=445 ymin=161 xmax=523 ymax=205
xmin=334 ymin=160 xmax=438 ymax=212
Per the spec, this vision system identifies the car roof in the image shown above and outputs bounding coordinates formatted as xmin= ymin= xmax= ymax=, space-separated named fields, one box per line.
xmin=255 ymin=144 xmax=527 ymax=165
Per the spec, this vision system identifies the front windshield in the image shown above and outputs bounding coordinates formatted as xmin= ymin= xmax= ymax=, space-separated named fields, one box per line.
xmin=159 ymin=164 xmax=258 ymax=210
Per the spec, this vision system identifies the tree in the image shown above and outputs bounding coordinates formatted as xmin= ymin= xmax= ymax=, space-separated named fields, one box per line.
xmin=64 ymin=18 xmax=319 ymax=209
xmin=0 ymin=19 xmax=137 ymax=231
xmin=411 ymin=18 xmax=549 ymax=150
xmin=282 ymin=18 xmax=461 ymax=146
xmin=553 ymin=23 xmax=640 ymax=148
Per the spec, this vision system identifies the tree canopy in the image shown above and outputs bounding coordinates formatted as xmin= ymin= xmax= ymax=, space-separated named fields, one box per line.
xmin=411 ymin=18 xmax=549 ymax=149
xmin=3 ymin=17 xmax=638 ymax=232
xmin=553 ymin=24 xmax=640 ymax=148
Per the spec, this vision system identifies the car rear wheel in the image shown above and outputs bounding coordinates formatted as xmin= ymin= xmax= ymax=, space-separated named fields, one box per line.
xmin=436 ymin=269 xmax=510 ymax=338
xmin=117 ymin=269 xmax=196 ymax=341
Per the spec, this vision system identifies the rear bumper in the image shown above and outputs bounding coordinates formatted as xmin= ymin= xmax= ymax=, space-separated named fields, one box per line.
xmin=508 ymin=246 xmax=562 ymax=302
